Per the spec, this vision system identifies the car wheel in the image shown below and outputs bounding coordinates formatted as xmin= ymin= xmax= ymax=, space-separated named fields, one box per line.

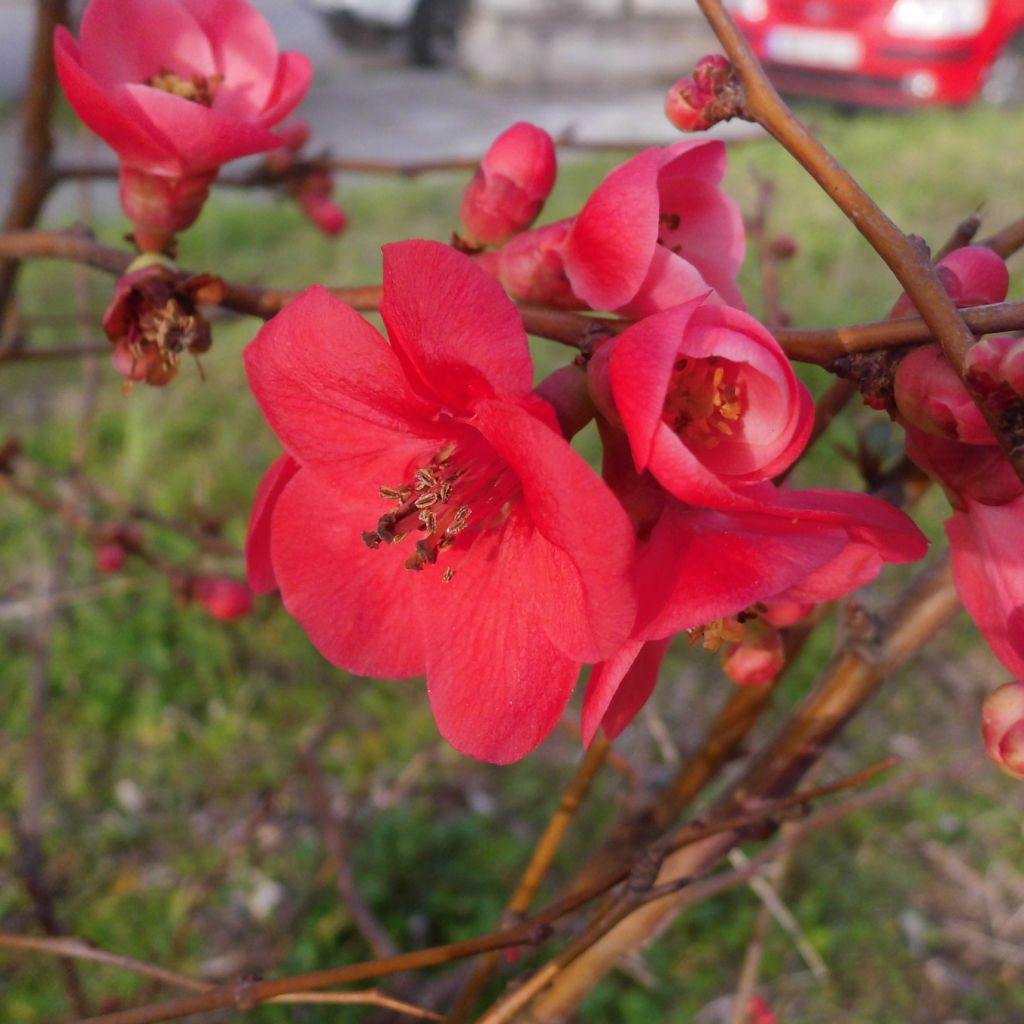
xmin=409 ymin=0 xmax=468 ymax=67
xmin=983 ymin=33 xmax=1024 ymax=105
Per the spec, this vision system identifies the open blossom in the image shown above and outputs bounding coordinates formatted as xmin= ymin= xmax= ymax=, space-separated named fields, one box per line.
xmin=496 ymin=139 xmax=745 ymax=315
xmin=245 ymin=241 xmax=635 ymax=763
xmin=55 ymin=0 xmax=312 ymax=247
xmin=460 ymin=122 xmax=557 ymax=248
xmin=579 ymin=301 xmax=928 ymax=742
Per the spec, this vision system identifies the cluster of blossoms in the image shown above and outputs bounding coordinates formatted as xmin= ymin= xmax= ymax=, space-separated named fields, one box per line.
xmin=56 ymin=0 xmax=344 ymax=385
xmin=56 ymin=0 xmax=1023 ymax=768
xmin=246 ymin=124 xmax=929 ymax=763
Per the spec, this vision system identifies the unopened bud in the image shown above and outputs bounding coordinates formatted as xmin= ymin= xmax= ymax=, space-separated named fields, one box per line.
xmin=96 ymin=542 xmax=127 ymax=574
xmin=893 ymin=344 xmax=993 ymax=445
xmin=665 ymin=55 xmax=743 ymax=133
xmin=460 ymin=122 xmax=557 ymax=248
xmin=497 ymin=219 xmax=582 ymax=308
xmin=771 ymin=234 xmax=799 ymax=260
xmin=292 ymin=170 xmax=347 ymax=236
xmin=762 ymin=600 xmax=814 ymax=628
xmin=748 ymin=995 xmax=779 ymax=1024
xmin=982 ymin=681 xmax=1024 ymax=779
xmin=965 ymin=335 xmax=1024 ymax=409
xmin=723 ymin=620 xmax=785 ymax=686
xmin=193 ymin=576 xmax=254 ymax=621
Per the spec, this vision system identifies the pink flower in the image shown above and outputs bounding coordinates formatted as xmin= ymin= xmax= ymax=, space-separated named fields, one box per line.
xmin=561 ymin=139 xmax=746 ymax=314
xmin=588 ymin=299 xmax=813 ymax=503
xmin=460 ymin=122 xmax=557 ymax=248
xmin=55 ymin=0 xmax=312 ymax=246
xmin=496 ymin=219 xmax=582 ymax=308
xmin=496 ymin=140 xmax=745 ymax=315
xmin=966 ymin=334 xmax=1024 ymax=408
xmin=96 ymin=542 xmax=128 ymax=573
xmin=580 ymin=431 xmax=927 ymax=742
xmin=193 ymin=576 xmax=254 ymax=621
xmin=947 ymin=493 xmax=1024 ymax=678
xmin=982 ymin=681 xmax=1024 ymax=779
xmin=245 ymin=241 xmax=635 ymax=763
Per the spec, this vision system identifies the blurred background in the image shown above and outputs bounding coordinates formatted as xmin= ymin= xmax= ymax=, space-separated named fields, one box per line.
xmin=3 ymin=1 xmax=1024 ymax=1022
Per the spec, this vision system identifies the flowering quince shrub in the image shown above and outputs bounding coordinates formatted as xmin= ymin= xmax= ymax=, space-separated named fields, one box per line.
xmin=9 ymin=0 xmax=1024 ymax=1017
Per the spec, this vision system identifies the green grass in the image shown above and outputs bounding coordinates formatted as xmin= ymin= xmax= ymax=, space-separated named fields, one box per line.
xmin=3 ymin=100 xmax=1024 ymax=1022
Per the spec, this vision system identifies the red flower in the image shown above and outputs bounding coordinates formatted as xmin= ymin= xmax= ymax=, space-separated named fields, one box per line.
xmin=563 ymin=139 xmax=746 ymax=314
xmin=495 ymin=140 xmax=745 ymax=315
xmin=460 ymin=122 xmax=557 ymax=248
xmin=589 ymin=298 xmax=813 ymax=505
xmin=245 ymin=241 xmax=635 ymax=763
xmin=55 ymin=0 xmax=311 ymax=245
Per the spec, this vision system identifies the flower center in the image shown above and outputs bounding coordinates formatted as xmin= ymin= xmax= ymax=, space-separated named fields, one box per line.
xmin=145 ymin=68 xmax=222 ymax=107
xmin=362 ymin=442 xmax=514 ymax=582
xmin=663 ymin=355 xmax=743 ymax=449
xmin=657 ymin=211 xmax=683 ymax=254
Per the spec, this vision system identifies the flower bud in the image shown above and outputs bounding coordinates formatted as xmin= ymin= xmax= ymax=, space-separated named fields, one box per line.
xmin=664 ymin=55 xmax=738 ymax=133
xmin=292 ymin=170 xmax=347 ymax=236
xmin=119 ymin=167 xmax=218 ymax=253
xmin=748 ymin=995 xmax=779 ymax=1024
xmin=497 ymin=219 xmax=582 ymax=308
xmin=894 ymin=345 xmax=993 ymax=445
xmin=965 ymin=335 xmax=1024 ymax=409
xmin=193 ymin=576 xmax=254 ymax=621
xmin=96 ymin=542 xmax=127 ymax=574
xmin=460 ymin=122 xmax=557 ymax=247
xmin=722 ymin=620 xmax=785 ymax=686
xmin=771 ymin=234 xmax=798 ymax=260
xmin=982 ymin=682 xmax=1024 ymax=779
xmin=762 ymin=600 xmax=814 ymax=628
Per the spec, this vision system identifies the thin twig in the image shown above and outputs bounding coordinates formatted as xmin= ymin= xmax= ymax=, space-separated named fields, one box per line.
xmin=446 ymin=737 xmax=612 ymax=1023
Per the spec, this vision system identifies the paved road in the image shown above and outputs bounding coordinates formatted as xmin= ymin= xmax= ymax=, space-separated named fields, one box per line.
xmin=0 ymin=0 xmax=758 ymax=216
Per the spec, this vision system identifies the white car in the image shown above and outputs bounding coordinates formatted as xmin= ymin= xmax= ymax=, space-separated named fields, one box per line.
xmin=310 ymin=0 xmax=469 ymax=66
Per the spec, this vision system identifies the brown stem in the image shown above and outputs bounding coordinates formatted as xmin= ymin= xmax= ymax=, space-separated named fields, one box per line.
xmin=4 ymin=230 xmax=1024 ymax=364
xmin=0 ymin=0 xmax=67 ymax=323
xmin=695 ymin=0 xmax=1024 ymax=478
xmin=446 ymin=737 xmax=611 ymax=1023
xmin=301 ymin=750 xmax=400 ymax=961
xmin=0 ymin=342 xmax=109 ymax=363
xmin=513 ymin=556 xmax=959 ymax=1022
xmin=983 ymin=215 xmax=1024 ymax=259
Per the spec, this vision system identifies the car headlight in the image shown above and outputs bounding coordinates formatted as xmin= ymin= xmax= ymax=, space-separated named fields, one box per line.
xmin=731 ymin=0 xmax=768 ymax=22
xmin=884 ymin=0 xmax=992 ymax=39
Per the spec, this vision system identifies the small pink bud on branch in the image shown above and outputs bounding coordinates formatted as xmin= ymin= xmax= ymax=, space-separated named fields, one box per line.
xmin=664 ymin=55 xmax=751 ymax=133
xmin=982 ymin=681 xmax=1024 ymax=779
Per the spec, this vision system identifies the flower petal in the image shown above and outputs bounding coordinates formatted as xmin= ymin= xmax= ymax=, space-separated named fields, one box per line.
xmin=79 ymin=0 xmax=215 ymax=88
xmin=635 ymin=502 xmax=845 ymax=640
xmin=418 ymin=510 xmax=579 ymax=763
xmin=55 ymin=31 xmax=180 ymax=173
xmin=269 ymin=467 xmax=427 ymax=678
xmin=178 ymin=0 xmax=281 ymax=115
xmin=247 ymin=452 xmax=300 ymax=594
xmin=948 ymin=498 xmax=1024 ymax=677
xmin=472 ymin=399 xmax=636 ymax=662
xmin=582 ymin=637 xmax=672 ymax=744
xmin=380 ymin=240 xmax=535 ymax=410
xmin=122 ymin=83 xmax=284 ymax=169
xmin=244 ymin=285 xmax=439 ymax=487
xmin=259 ymin=51 xmax=314 ymax=127
xmin=562 ymin=147 xmax=665 ymax=310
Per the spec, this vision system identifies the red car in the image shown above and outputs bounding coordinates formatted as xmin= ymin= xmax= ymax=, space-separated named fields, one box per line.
xmin=731 ymin=0 xmax=1024 ymax=106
